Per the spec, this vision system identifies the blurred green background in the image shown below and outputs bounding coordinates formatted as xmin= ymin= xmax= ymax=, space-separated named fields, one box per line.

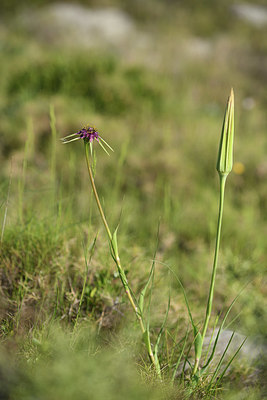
xmin=0 ymin=0 xmax=266 ymax=398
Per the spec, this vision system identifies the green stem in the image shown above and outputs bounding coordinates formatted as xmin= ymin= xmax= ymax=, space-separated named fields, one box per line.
xmin=193 ymin=173 xmax=227 ymax=375
xmin=85 ymin=143 xmax=112 ymax=241
xmin=84 ymin=142 xmax=158 ymax=371
xmin=203 ymin=173 xmax=227 ymax=338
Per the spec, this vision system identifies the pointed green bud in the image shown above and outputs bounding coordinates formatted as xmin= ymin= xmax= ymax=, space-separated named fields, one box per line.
xmin=111 ymin=226 xmax=119 ymax=259
xmin=193 ymin=326 xmax=203 ymax=364
xmin=216 ymin=89 xmax=235 ymax=176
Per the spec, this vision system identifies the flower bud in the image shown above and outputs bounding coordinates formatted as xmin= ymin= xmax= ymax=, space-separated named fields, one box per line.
xmin=216 ymin=89 xmax=234 ymax=176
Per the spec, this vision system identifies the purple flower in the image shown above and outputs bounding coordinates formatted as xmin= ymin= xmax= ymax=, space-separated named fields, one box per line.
xmin=76 ymin=126 xmax=100 ymax=142
xmin=62 ymin=125 xmax=100 ymax=144
xmin=62 ymin=124 xmax=113 ymax=155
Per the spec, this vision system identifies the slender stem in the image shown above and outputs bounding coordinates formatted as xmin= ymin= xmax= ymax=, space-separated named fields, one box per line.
xmin=193 ymin=173 xmax=227 ymax=375
xmin=84 ymin=142 xmax=158 ymax=369
xmin=84 ymin=143 xmax=112 ymax=241
xmin=1 ymin=160 xmax=12 ymax=243
xmin=203 ymin=174 xmax=227 ymax=339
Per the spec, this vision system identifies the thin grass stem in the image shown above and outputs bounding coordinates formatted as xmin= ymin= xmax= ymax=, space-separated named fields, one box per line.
xmin=74 ymin=235 xmax=97 ymax=329
xmin=50 ymin=105 xmax=57 ymax=188
xmin=172 ymin=328 xmax=189 ymax=383
xmin=213 ymin=337 xmax=246 ymax=389
xmin=207 ymin=331 xmax=235 ymax=389
xmin=1 ymin=160 xmax=12 ymax=243
xmin=18 ymin=119 xmax=33 ymax=223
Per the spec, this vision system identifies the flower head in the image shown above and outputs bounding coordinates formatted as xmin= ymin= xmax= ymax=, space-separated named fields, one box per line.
xmin=61 ymin=124 xmax=113 ymax=155
xmin=76 ymin=125 xmax=100 ymax=142
xmin=62 ymin=125 xmax=99 ymax=143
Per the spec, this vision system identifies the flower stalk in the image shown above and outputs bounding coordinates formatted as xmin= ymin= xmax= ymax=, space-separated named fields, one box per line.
xmin=62 ymin=125 xmax=160 ymax=370
xmin=192 ymin=89 xmax=235 ymax=375
xmin=83 ymin=140 xmax=158 ymax=372
xmin=84 ymin=143 xmax=112 ymax=241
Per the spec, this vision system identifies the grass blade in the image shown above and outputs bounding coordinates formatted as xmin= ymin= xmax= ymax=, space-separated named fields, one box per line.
xmin=172 ymin=328 xmax=189 ymax=382
xmin=1 ymin=161 xmax=12 ymax=243
xmin=207 ymin=331 xmax=235 ymax=389
xmin=213 ymin=337 xmax=247 ymax=389
xmin=154 ymin=288 xmax=171 ymax=370
xmin=203 ymin=283 xmax=248 ymax=370
xmin=138 ymin=225 xmax=160 ymax=315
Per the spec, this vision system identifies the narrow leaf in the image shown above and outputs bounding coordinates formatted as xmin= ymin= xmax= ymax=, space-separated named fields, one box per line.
xmin=172 ymin=329 xmax=189 ymax=382
xmin=203 ymin=285 xmax=247 ymax=369
xmin=138 ymin=261 xmax=155 ymax=315
xmin=215 ymin=338 xmax=246 ymax=388
xmin=208 ymin=331 xmax=235 ymax=389
xmin=138 ymin=224 xmax=160 ymax=315
xmin=154 ymin=290 xmax=171 ymax=363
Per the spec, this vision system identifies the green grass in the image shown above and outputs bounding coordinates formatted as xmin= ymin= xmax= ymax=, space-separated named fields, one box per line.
xmin=0 ymin=0 xmax=266 ymax=398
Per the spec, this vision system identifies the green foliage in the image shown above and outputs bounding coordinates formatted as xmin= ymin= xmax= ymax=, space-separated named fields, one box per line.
xmin=6 ymin=53 xmax=164 ymax=117
xmin=1 ymin=219 xmax=61 ymax=291
xmin=0 ymin=324 xmax=176 ymax=400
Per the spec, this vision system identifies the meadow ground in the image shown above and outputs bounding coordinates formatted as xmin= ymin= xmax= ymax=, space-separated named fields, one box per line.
xmin=0 ymin=1 xmax=266 ymax=399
